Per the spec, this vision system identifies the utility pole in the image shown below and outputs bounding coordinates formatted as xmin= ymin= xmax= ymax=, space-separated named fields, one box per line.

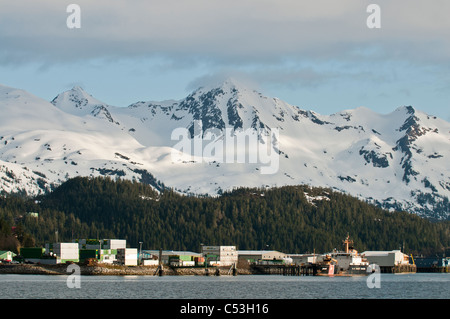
xmin=158 ymin=248 xmax=164 ymax=276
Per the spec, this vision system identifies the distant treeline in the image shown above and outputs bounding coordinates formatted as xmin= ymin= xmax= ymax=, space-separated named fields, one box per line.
xmin=0 ymin=176 xmax=449 ymax=256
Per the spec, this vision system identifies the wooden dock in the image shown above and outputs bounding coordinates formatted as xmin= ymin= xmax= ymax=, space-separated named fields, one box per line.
xmin=416 ymin=266 xmax=449 ymax=273
xmin=379 ymin=264 xmax=417 ymax=273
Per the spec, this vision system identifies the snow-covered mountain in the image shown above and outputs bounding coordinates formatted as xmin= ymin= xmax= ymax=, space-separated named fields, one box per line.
xmin=1 ymin=79 xmax=449 ymax=219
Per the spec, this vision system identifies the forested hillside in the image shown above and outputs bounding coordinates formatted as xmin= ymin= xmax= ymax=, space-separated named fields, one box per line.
xmin=1 ymin=177 xmax=449 ymax=256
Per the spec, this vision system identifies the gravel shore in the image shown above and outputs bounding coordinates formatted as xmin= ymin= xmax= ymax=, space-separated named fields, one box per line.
xmin=0 ymin=263 xmax=253 ymax=276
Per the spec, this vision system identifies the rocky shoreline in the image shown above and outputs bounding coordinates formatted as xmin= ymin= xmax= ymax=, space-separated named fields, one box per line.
xmin=0 ymin=263 xmax=254 ymax=276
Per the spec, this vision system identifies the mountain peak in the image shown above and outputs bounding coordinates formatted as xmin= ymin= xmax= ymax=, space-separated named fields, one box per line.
xmin=51 ymin=86 xmax=108 ymax=114
xmin=191 ymin=76 xmax=260 ymax=95
xmin=70 ymin=85 xmax=87 ymax=94
xmin=395 ymin=105 xmax=416 ymax=115
xmin=61 ymin=85 xmax=94 ymax=100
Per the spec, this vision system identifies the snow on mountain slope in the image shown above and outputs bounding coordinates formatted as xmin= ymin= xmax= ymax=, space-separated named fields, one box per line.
xmin=1 ymin=80 xmax=450 ymax=219
xmin=0 ymin=84 xmax=166 ymax=195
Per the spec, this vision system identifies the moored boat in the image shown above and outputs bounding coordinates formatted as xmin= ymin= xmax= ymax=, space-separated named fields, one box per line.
xmin=316 ymin=235 xmax=369 ymax=276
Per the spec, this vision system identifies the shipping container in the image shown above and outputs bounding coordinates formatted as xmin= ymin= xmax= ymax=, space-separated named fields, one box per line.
xmin=104 ymin=239 xmax=126 ymax=250
xmin=53 ymin=243 xmax=79 ymax=250
xmin=20 ymin=247 xmax=45 ymax=259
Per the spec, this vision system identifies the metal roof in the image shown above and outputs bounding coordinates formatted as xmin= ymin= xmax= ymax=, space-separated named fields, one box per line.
xmin=142 ymin=250 xmax=202 ymax=256
xmin=237 ymin=250 xmax=284 ymax=255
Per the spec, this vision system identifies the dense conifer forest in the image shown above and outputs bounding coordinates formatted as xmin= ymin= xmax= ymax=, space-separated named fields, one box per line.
xmin=0 ymin=176 xmax=449 ymax=256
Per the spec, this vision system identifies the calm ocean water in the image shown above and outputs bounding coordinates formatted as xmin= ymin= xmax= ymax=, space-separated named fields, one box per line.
xmin=0 ymin=273 xmax=449 ymax=299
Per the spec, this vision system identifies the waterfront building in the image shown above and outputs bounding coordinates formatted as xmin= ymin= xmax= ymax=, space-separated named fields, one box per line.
xmin=410 ymin=256 xmax=449 ymax=272
xmin=116 ymin=248 xmax=138 ymax=266
xmin=142 ymin=250 xmax=202 ymax=265
xmin=237 ymin=250 xmax=287 ymax=264
xmin=288 ymin=253 xmax=317 ymax=266
xmin=362 ymin=250 xmax=410 ymax=267
xmin=78 ymin=248 xmax=118 ymax=264
xmin=73 ymin=238 xmax=127 ymax=264
xmin=44 ymin=242 xmax=79 ymax=264
xmin=201 ymin=246 xmax=238 ymax=266
xmin=73 ymin=238 xmax=126 ymax=250
xmin=0 ymin=250 xmax=16 ymax=262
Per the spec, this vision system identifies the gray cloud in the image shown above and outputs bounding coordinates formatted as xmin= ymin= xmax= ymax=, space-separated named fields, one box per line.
xmin=1 ymin=0 xmax=450 ymax=121
xmin=2 ymin=0 xmax=450 ymax=66
xmin=186 ymin=71 xmax=261 ymax=92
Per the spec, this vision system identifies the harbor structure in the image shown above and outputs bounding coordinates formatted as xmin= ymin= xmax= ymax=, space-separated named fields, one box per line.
xmin=237 ymin=250 xmax=290 ymax=266
xmin=201 ymin=246 xmax=238 ymax=266
xmin=5 ymin=236 xmax=432 ymax=275
xmin=411 ymin=256 xmax=449 ymax=273
xmin=362 ymin=250 xmax=416 ymax=273
xmin=363 ymin=250 xmax=410 ymax=266
xmin=73 ymin=238 xmax=127 ymax=264
xmin=18 ymin=238 xmax=130 ymax=265
xmin=288 ymin=253 xmax=317 ymax=266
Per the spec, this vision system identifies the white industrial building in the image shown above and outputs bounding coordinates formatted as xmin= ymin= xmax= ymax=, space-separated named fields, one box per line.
xmin=116 ymin=248 xmax=138 ymax=266
xmin=362 ymin=250 xmax=410 ymax=267
xmin=201 ymin=246 xmax=238 ymax=266
xmin=44 ymin=242 xmax=79 ymax=264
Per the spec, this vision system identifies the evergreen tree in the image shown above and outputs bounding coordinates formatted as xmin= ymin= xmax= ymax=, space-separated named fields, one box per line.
xmin=0 ymin=177 xmax=448 ymax=256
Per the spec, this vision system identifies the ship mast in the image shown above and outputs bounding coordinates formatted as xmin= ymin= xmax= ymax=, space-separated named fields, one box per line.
xmin=343 ymin=234 xmax=353 ymax=254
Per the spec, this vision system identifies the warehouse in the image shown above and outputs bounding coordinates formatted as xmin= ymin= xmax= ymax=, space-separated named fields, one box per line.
xmin=362 ymin=250 xmax=410 ymax=267
xmin=237 ymin=250 xmax=287 ymax=264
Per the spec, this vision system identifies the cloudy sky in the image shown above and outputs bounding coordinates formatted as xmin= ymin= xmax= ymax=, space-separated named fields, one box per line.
xmin=1 ymin=0 xmax=449 ymax=120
